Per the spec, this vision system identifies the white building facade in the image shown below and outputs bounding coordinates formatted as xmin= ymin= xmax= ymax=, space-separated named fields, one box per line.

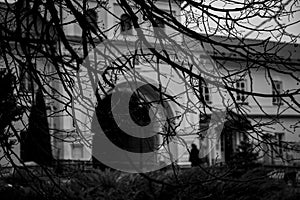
xmin=56 ymin=0 xmax=300 ymax=168
xmin=1 ymin=0 xmax=300 ymax=170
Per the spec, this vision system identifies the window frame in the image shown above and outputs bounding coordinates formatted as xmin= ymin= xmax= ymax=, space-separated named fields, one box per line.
xmin=153 ymin=17 xmax=165 ymax=31
xmin=274 ymin=132 xmax=284 ymax=158
xmin=85 ymin=8 xmax=98 ymax=32
xmin=235 ymin=79 xmax=248 ymax=104
xmin=120 ymin=13 xmax=133 ymax=34
xmin=272 ymin=80 xmax=283 ymax=105
xmin=199 ymin=80 xmax=212 ymax=104
xmin=133 ymin=54 xmax=140 ymax=66
xmin=71 ymin=143 xmax=84 ymax=160
xmin=19 ymin=70 xmax=38 ymax=93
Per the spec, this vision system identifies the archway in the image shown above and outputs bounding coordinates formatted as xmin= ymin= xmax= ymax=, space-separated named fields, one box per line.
xmin=91 ymin=82 xmax=174 ymax=170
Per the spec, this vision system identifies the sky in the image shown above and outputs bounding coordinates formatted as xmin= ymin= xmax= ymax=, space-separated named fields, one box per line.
xmin=1 ymin=0 xmax=299 ymax=42
xmin=185 ymin=0 xmax=300 ymax=42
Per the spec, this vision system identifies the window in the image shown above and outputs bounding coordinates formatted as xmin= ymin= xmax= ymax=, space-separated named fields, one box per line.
xmin=199 ymin=80 xmax=211 ymax=103
xmin=120 ymin=14 xmax=132 ymax=34
xmin=274 ymin=133 xmax=284 ymax=157
xmin=133 ymin=55 xmax=139 ymax=66
xmin=235 ymin=79 xmax=247 ymax=104
xmin=85 ymin=9 xmax=98 ymax=31
xmin=19 ymin=70 xmax=37 ymax=93
xmin=154 ymin=18 xmax=165 ymax=29
xmin=71 ymin=143 xmax=84 ymax=159
xmin=272 ymin=80 xmax=283 ymax=105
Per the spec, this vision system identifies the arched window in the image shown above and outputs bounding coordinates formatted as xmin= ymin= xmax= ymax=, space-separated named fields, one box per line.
xmin=120 ymin=14 xmax=132 ymax=34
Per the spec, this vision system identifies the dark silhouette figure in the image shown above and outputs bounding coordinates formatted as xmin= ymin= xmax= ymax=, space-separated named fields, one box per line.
xmin=21 ymin=88 xmax=53 ymax=166
xmin=189 ymin=144 xmax=200 ymax=167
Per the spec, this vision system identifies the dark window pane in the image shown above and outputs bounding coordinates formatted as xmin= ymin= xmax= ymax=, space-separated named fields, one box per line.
xmin=205 ymin=95 xmax=210 ymax=102
xmin=154 ymin=18 xmax=165 ymax=28
xmin=241 ymin=82 xmax=245 ymax=88
xmin=205 ymin=87 xmax=209 ymax=93
xmin=86 ymin=9 xmax=98 ymax=31
xmin=121 ymin=14 xmax=132 ymax=33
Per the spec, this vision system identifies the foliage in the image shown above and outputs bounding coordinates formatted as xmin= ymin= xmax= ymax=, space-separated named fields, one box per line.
xmin=0 ymin=71 xmax=19 ymax=130
xmin=1 ymin=167 xmax=300 ymax=200
xmin=229 ymin=139 xmax=260 ymax=174
xmin=0 ymin=71 xmax=24 ymax=158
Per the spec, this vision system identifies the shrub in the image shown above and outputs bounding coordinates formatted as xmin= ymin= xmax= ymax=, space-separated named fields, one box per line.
xmin=1 ymin=167 xmax=300 ymax=200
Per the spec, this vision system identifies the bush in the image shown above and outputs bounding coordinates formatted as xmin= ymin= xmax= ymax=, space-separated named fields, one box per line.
xmin=1 ymin=167 xmax=300 ymax=200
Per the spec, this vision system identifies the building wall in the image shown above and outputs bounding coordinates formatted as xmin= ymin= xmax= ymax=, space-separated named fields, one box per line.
xmin=205 ymin=61 xmax=300 ymax=165
xmin=2 ymin=0 xmax=297 ymax=167
xmin=56 ymin=0 xmax=300 ymax=167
